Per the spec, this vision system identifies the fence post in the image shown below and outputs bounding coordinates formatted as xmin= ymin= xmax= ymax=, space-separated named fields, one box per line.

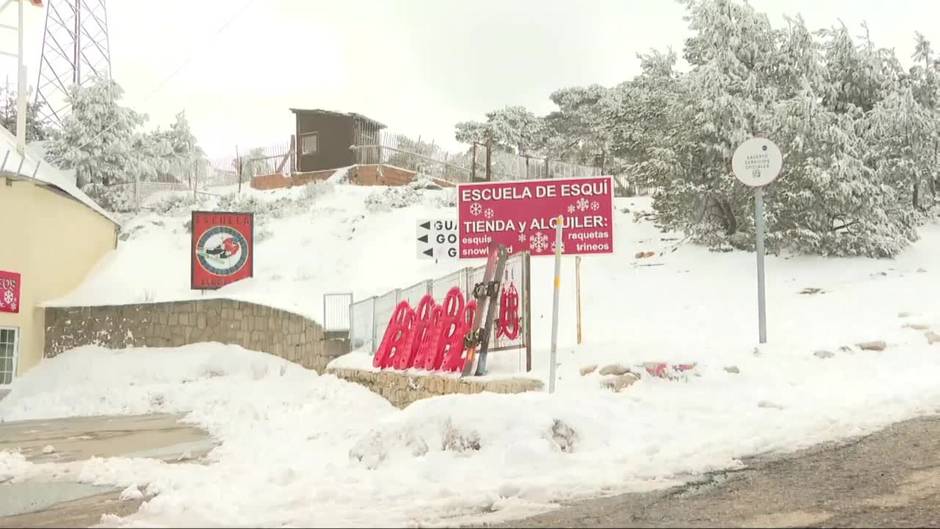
xmin=525 ymin=155 xmax=530 ymax=180
xmin=289 ymin=135 xmax=296 ymax=175
xmin=348 ymin=299 xmax=354 ymax=348
xmin=544 ymin=157 xmax=550 ymax=179
xmin=370 ymin=297 xmax=377 ymax=354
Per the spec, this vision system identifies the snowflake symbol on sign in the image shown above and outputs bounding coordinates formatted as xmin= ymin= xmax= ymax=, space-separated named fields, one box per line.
xmin=576 ymin=198 xmax=590 ymax=212
xmin=551 ymin=240 xmax=565 ymax=254
xmin=529 ymin=232 xmax=549 ymax=252
xmin=567 ymin=205 xmax=576 ymax=214
xmin=484 ymin=208 xmax=495 ymax=219
xmin=470 ymin=202 xmax=483 ymax=216
xmin=518 ymin=232 xmax=527 ymax=243
xmin=2 ymin=290 xmax=11 ymax=306
xmin=590 ymin=200 xmax=600 ymax=211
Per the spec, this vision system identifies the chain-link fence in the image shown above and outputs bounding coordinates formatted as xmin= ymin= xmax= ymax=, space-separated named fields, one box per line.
xmin=348 ymin=251 xmax=531 ymax=370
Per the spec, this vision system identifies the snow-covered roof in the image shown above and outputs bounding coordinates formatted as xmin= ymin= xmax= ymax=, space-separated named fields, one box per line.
xmin=0 ymin=126 xmax=118 ymax=226
xmin=289 ymin=108 xmax=387 ymax=129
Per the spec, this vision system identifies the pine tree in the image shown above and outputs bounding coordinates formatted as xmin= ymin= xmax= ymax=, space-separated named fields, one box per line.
xmin=45 ymin=77 xmax=145 ymax=211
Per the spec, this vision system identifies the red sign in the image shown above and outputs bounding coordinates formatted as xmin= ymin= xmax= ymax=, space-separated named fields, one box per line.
xmin=191 ymin=211 xmax=254 ymax=290
xmin=0 ymin=270 xmax=20 ymax=314
xmin=458 ymin=176 xmax=614 ymax=258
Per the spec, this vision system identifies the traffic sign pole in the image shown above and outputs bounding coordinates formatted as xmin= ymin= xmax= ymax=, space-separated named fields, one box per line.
xmin=732 ymin=137 xmax=782 ymax=346
xmin=754 ymin=187 xmax=767 ymax=344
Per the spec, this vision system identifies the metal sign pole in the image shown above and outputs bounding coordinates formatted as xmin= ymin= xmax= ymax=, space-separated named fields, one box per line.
xmin=754 ymin=187 xmax=767 ymax=344
xmin=732 ymin=137 xmax=781 ymax=347
xmin=549 ymin=215 xmax=563 ymax=394
xmin=575 ymin=255 xmax=582 ymax=345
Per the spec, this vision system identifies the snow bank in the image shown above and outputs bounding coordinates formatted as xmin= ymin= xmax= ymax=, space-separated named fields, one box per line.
xmin=4 ymin=335 xmax=940 ymax=526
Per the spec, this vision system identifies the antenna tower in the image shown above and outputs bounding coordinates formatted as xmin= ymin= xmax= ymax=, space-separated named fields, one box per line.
xmin=34 ymin=0 xmax=111 ymax=126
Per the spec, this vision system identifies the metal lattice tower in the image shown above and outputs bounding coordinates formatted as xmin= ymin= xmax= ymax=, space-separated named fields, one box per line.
xmin=34 ymin=0 xmax=111 ymax=126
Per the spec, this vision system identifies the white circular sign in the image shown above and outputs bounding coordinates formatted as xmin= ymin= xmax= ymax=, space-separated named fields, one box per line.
xmin=732 ymin=138 xmax=782 ymax=187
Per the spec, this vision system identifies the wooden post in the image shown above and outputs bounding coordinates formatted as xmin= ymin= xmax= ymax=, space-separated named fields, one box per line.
xmin=289 ymin=134 xmax=296 ymax=175
xmin=524 ymin=252 xmax=532 ymax=372
xmin=576 ymin=255 xmax=582 ymax=344
xmin=471 ymin=143 xmax=477 ymax=181
xmin=485 ymin=140 xmax=492 ymax=181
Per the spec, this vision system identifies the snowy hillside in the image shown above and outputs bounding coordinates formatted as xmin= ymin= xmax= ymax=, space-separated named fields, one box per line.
xmin=4 ymin=180 xmax=940 ymax=526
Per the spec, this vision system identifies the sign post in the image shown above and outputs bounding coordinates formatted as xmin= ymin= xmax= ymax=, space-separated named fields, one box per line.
xmin=731 ymin=137 xmax=783 ymax=344
xmin=575 ymin=255 xmax=582 ymax=345
xmin=549 ymin=215 xmax=563 ymax=394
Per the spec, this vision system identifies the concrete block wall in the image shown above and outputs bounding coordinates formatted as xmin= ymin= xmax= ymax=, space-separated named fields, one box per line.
xmin=44 ymin=299 xmax=349 ymax=373
xmin=327 ymin=367 xmax=543 ymax=408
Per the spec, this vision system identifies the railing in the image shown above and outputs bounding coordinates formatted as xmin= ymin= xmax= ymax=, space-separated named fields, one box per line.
xmin=348 ymin=251 xmax=532 ymax=369
xmin=240 ymin=140 xmax=294 ymax=178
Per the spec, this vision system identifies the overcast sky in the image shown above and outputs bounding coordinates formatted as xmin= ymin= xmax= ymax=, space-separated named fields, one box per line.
xmin=0 ymin=0 xmax=936 ymax=159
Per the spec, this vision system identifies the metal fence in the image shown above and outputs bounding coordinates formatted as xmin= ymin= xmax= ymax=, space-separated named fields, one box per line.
xmin=241 ymin=141 xmax=293 ymax=178
xmin=350 ymin=130 xmax=602 ymax=185
xmin=348 ymin=251 xmax=532 ymax=370
xmin=323 ymin=292 xmax=353 ymax=332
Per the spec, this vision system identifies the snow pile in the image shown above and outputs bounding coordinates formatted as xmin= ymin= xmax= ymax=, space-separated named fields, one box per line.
xmin=326 ymin=166 xmax=353 ymax=184
xmin=4 ymin=334 xmax=940 ymax=526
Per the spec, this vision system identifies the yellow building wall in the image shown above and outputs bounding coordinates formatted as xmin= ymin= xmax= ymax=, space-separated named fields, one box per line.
xmin=0 ymin=178 xmax=117 ymax=378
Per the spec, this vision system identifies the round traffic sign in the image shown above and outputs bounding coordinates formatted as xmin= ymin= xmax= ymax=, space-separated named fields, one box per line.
xmin=732 ymin=138 xmax=782 ymax=187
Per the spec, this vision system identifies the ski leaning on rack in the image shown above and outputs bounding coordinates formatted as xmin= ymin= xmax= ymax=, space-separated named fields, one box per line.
xmin=462 ymin=242 xmax=509 ymax=377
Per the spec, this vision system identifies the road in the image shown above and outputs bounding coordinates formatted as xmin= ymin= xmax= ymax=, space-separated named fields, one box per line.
xmin=0 ymin=414 xmax=213 ymax=528
xmin=488 ymin=415 xmax=940 ymax=528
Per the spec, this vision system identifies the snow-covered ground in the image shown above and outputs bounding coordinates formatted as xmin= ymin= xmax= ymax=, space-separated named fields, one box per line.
xmin=4 ymin=180 xmax=940 ymax=526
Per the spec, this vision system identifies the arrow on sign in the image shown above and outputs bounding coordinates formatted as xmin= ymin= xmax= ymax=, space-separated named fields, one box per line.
xmin=424 ymin=248 xmax=434 ymax=257
xmin=418 ymin=234 xmax=428 ymax=243
xmin=420 ymin=221 xmax=431 ymax=230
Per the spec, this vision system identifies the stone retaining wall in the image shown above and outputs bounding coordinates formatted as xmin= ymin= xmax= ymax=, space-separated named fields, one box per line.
xmin=45 ymin=299 xmax=348 ymax=373
xmin=327 ymin=367 xmax=543 ymax=408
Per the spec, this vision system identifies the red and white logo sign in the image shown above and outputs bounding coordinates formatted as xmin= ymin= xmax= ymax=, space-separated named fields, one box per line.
xmin=191 ymin=211 xmax=254 ymax=290
xmin=0 ymin=270 xmax=21 ymax=314
xmin=458 ymin=176 xmax=614 ymax=258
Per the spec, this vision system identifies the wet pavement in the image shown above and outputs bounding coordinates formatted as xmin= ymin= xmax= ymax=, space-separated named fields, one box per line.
xmin=484 ymin=415 xmax=940 ymax=528
xmin=0 ymin=413 xmax=213 ymax=528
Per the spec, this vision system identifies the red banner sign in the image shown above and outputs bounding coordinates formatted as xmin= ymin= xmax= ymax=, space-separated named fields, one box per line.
xmin=0 ymin=270 xmax=20 ymax=314
xmin=458 ymin=176 xmax=615 ymax=258
xmin=191 ymin=211 xmax=254 ymax=290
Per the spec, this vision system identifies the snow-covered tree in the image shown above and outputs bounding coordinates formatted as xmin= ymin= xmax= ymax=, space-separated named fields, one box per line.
xmin=455 ymin=106 xmax=546 ymax=155
xmin=45 ymin=77 xmax=145 ymax=211
xmin=0 ymin=87 xmax=50 ymax=143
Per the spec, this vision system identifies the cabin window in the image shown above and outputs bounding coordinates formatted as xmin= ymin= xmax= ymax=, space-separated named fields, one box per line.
xmin=301 ymin=133 xmax=319 ymax=155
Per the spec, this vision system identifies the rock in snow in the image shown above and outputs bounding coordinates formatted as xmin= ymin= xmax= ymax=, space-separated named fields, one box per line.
xmin=579 ymin=364 xmax=598 ymax=376
xmin=598 ymin=363 xmax=631 ymax=376
xmin=602 ymin=373 xmax=640 ymax=392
